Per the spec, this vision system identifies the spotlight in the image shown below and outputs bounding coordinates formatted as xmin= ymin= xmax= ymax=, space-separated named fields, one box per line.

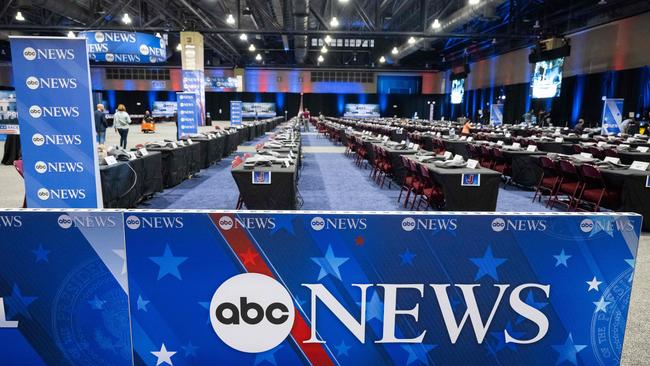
xmin=533 ymin=20 xmax=540 ymax=29
xmin=121 ymin=13 xmax=132 ymax=24
xmin=255 ymin=53 xmax=262 ymax=61
xmin=408 ymin=37 xmax=416 ymax=45
xmin=155 ymin=32 xmax=162 ymax=38
xmin=239 ymin=33 xmax=248 ymax=41
xmin=431 ymin=19 xmax=441 ymax=29
xmin=324 ymin=35 xmax=332 ymax=44
xmin=248 ymin=44 xmax=256 ymax=52
xmin=67 ymin=31 xmax=75 ymax=38
xmin=379 ymin=56 xmax=386 ymax=63
xmin=330 ymin=17 xmax=339 ymax=27
xmin=469 ymin=0 xmax=480 ymax=5
xmin=15 ymin=11 xmax=25 ymax=22
xmin=176 ymin=43 xmax=182 ymax=51
xmin=317 ymin=55 xmax=324 ymax=63
xmin=321 ymin=45 xmax=328 ymax=53
xmin=226 ymin=14 xmax=236 ymax=25
xmin=391 ymin=47 xmax=398 ymax=55
xmin=339 ymin=0 xmax=349 ymax=3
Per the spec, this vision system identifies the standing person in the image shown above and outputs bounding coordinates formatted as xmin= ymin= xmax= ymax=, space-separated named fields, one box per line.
xmin=113 ymin=104 xmax=131 ymax=149
xmin=94 ymin=103 xmax=108 ymax=145
xmin=574 ymin=118 xmax=586 ymax=133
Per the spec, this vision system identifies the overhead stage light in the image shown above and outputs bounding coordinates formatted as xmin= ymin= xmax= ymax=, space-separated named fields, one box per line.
xmin=469 ymin=0 xmax=480 ymax=5
xmin=255 ymin=53 xmax=262 ymax=61
xmin=330 ymin=17 xmax=339 ymax=28
xmin=324 ymin=35 xmax=332 ymax=44
xmin=226 ymin=14 xmax=236 ymax=25
xmin=239 ymin=33 xmax=248 ymax=41
xmin=248 ymin=44 xmax=256 ymax=52
xmin=321 ymin=45 xmax=328 ymax=53
xmin=391 ymin=47 xmax=398 ymax=55
xmin=155 ymin=32 xmax=162 ymax=38
xmin=176 ymin=43 xmax=182 ymax=51
xmin=379 ymin=56 xmax=386 ymax=63
xmin=408 ymin=37 xmax=416 ymax=45
xmin=15 ymin=11 xmax=25 ymax=22
xmin=317 ymin=55 xmax=324 ymax=63
xmin=431 ymin=19 xmax=441 ymax=29
xmin=122 ymin=13 xmax=132 ymax=24
xmin=67 ymin=31 xmax=75 ymax=38
xmin=339 ymin=0 xmax=349 ymax=3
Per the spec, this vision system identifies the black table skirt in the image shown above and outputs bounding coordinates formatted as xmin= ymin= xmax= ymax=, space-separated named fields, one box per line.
xmin=503 ymin=150 xmax=547 ymax=187
xmin=1 ymin=135 xmax=21 ymax=165
xmin=146 ymin=145 xmax=194 ymax=188
xmin=442 ymin=140 xmax=471 ymax=159
xmin=232 ymin=165 xmax=297 ymax=210
xmin=618 ymin=151 xmax=650 ymax=165
xmin=100 ymin=152 xmax=163 ymax=208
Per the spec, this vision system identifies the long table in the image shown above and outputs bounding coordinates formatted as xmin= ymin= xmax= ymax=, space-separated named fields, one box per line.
xmin=144 ymin=142 xmax=201 ymax=188
xmin=100 ymin=152 xmax=163 ymax=208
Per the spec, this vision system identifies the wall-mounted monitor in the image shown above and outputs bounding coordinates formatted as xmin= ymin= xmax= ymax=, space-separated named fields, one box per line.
xmin=152 ymin=101 xmax=177 ymax=116
xmin=242 ymin=103 xmax=276 ymax=118
xmin=451 ymin=79 xmax=465 ymax=105
xmin=531 ymin=58 xmax=564 ymax=99
xmin=344 ymin=104 xmax=380 ymax=118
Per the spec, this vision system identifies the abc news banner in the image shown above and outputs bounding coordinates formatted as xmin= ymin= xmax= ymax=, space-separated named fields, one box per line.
xmin=0 ymin=211 xmax=641 ymax=366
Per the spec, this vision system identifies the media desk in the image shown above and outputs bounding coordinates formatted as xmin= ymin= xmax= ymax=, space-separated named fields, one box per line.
xmin=100 ymin=152 xmax=163 ymax=208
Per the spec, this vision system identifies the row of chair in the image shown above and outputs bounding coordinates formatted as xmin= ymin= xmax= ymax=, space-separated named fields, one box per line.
xmin=532 ymin=156 xmax=620 ymax=211
xmin=398 ymin=156 xmax=445 ymax=210
xmin=467 ymin=145 xmax=512 ymax=177
xmin=368 ymin=145 xmax=394 ymax=189
xmin=572 ymin=144 xmax=619 ymax=160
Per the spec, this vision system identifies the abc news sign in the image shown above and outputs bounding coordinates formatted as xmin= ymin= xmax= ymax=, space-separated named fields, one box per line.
xmin=79 ymin=31 xmax=167 ymax=64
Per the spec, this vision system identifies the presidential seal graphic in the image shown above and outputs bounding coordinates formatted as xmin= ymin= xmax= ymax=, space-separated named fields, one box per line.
xmin=52 ymin=259 xmax=131 ymax=365
xmin=590 ymin=268 xmax=632 ymax=366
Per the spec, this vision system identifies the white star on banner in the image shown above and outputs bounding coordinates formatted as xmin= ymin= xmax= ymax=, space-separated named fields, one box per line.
xmin=151 ymin=343 xmax=176 ymax=366
xmin=586 ymin=277 xmax=602 ymax=292
xmin=593 ymin=297 xmax=611 ymax=313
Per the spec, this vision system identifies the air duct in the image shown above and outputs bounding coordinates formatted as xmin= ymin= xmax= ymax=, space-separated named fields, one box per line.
xmin=395 ymin=0 xmax=505 ymax=62
xmin=293 ymin=0 xmax=309 ymax=64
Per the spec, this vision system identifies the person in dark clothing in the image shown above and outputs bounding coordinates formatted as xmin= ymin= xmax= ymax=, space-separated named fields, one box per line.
xmin=94 ymin=104 xmax=108 ymax=144
xmin=574 ymin=118 xmax=586 ymax=133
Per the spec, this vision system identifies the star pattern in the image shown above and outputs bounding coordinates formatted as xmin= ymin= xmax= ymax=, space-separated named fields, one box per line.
xmin=553 ymin=249 xmax=572 ymax=267
xmin=586 ymin=277 xmax=602 ymax=292
xmin=149 ymin=245 xmax=188 ymax=280
xmin=401 ymin=344 xmax=437 ymax=365
xmin=239 ymin=248 xmax=260 ymax=266
xmin=88 ymin=295 xmax=106 ymax=310
xmin=354 ymin=236 xmax=365 ymax=246
xmin=254 ymin=345 xmax=283 ymax=366
xmin=357 ymin=290 xmax=383 ymax=322
xmin=334 ymin=340 xmax=351 ymax=357
xmin=137 ymin=295 xmax=150 ymax=311
xmin=181 ymin=340 xmax=198 ymax=357
xmin=469 ymin=246 xmax=507 ymax=281
xmin=31 ymin=244 xmax=51 ymax=263
xmin=151 ymin=343 xmax=176 ymax=366
xmin=311 ymin=245 xmax=349 ymax=281
xmin=5 ymin=284 xmax=37 ymax=320
xmin=516 ymin=290 xmax=547 ymax=324
xmin=593 ymin=297 xmax=611 ymax=313
xmin=487 ymin=322 xmax=524 ymax=354
xmin=400 ymin=249 xmax=416 ymax=266
xmin=552 ymin=334 xmax=586 ymax=365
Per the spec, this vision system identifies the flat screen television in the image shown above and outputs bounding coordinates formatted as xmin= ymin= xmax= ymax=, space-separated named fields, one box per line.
xmin=451 ymin=79 xmax=465 ymax=105
xmin=531 ymin=57 xmax=564 ymax=99
xmin=152 ymin=101 xmax=177 ymax=116
xmin=242 ymin=103 xmax=276 ymax=118
xmin=343 ymin=104 xmax=380 ymax=118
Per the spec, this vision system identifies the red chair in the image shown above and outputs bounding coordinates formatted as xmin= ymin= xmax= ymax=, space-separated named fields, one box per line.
xmin=572 ymin=145 xmax=583 ymax=154
xmin=415 ymin=163 xmax=444 ymax=210
xmin=378 ymin=148 xmax=394 ymax=188
xmin=369 ymin=145 xmax=381 ymax=181
xmin=405 ymin=159 xmax=425 ymax=209
xmin=587 ymin=146 xmax=605 ymax=160
xmin=467 ymin=144 xmax=482 ymax=161
xmin=492 ymin=148 xmax=511 ymax=176
xmin=549 ymin=160 xmax=582 ymax=210
xmin=574 ymin=165 xmax=621 ymax=211
xmin=479 ymin=146 xmax=494 ymax=169
xmin=532 ymin=156 xmax=560 ymax=207
xmin=13 ymin=160 xmax=26 ymax=208
xmin=604 ymin=149 xmax=619 ymax=158
xmin=398 ymin=156 xmax=418 ymax=205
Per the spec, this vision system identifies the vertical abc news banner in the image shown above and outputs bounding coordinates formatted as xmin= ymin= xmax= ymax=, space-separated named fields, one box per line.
xmin=124 ymin=212 xmax=640 ymax=366
xmin=176 ymin=92 xmax=198 ymax=140
xmin=231 ymin=101 xmax=243 ymax=126
xmin=10 ymin=37 xmax=103 ymax=208
xmin=0 ymin=210 xmax=132 ymax=366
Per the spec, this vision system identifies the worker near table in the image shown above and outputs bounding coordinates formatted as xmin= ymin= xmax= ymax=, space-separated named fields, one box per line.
xmin=574 ymin=118 xmax=585 ymax=134
xmin=94 ymin=103 xmax=108 ymax=145
xmin=462 ymin=120 xmax=472 ymax=135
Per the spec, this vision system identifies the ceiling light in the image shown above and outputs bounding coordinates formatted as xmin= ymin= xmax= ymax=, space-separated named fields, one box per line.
xmin=321 ymin=45 xmax=328 ymax=53
xmin=469 ymin=0 xmax=480 ymax=5
xmin=248 ymin=44 xmax=256 ymax=52
xmin=324 ymin=35 xmax=332 ymax=44
xmin=330 ymin=17 xmax=339 ymax=28
xmin=226 ymin=14 xmax=236 ymax=25
xmin=317 ymin=55 xmax=324 ymax=63
xmin=67 ymin=31 xmax=75 ymax=38
xmin=598 ymin=0 xmax=607 ymax=4
xmin=431 ymin=19 xmax=441 ymax=29
xmin=121 ymin=13 xmax=132 ymax=24
xmin=391 ymin=47 xmax=398 ymax=55
xmin=176 ymin=43 xmax=182 ymax=51
xmin=492 ymin=38 xmax=496 ymax=45
xmin=255 ymin=53 xmax=262 ymax=61
xmin=408 ymin=37 xmax=416 ymax=45
xmin=239 ymin=33 xmax=248 ymax=41
xmin=339 ymin=0 xmax=349 ymax=3
xmin=15 ymin=11 xmax=25 ymax=22
xmin=379 ymin=56 xmax=386 ymax=63
xmin=533 ymin=20 xmax=540 ymax=29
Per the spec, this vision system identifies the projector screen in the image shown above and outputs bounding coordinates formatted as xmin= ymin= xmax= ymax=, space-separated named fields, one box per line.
xmin=451 ymin=79 xmax=465 ymax=105
xmin=344 ymin=104 xmax=380 ymax=118
xmin=531 ymin=58 xmax=564 ymax=99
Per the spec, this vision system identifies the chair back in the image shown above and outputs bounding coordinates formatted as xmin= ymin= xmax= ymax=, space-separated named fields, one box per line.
xmin=418 ymin=162 xmax=431 ymax=181
xmin=580 ymin=164 xmax=605 ymax=188
xmin=558 ymin=160 xmax=579 ymax=180
xmin=572 ymin=144 xmax=583 ymax=154
xmin=587 ymin=146 xmax=605 ymax=160
xmin=231 ymin=156 xmax=243 ymax=168
xmin=604 ymin=149 xmax=619 ymax=158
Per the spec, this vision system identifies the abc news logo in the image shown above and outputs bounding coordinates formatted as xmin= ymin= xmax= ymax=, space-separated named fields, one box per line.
xmin=57 ymin=214 xmax=117 ymax=229
xmin=34 ymin=161 xmax=84 ymax=174
xmin=31 ymin=133 xmax=82 ymax=146
xmin=25 ymin=76 xmax=78 ymax=90
xmin=28 ymin=105 xmax=80 ymax=119
xmin=310 ymin=216 xmax=367 ymax=231
xmin=37 ymin=188 xmax=86 ymax=201
xmin=23 ymin=47 xmax=75 ymax=61
xmin=125 ymin=215 xmax=184 ymax=230
xmin=401 ymin=217 xmax=458 ymax=232
xmin=579 ymin=218 xmax=634 ymax=233
xmin=217 ymin=216 xmax=276 ymax=230
xmin=490 ymin=218 xmax=547 ymax=232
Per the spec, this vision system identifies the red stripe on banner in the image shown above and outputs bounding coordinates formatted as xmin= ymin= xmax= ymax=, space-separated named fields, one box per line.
xmin=210 ymin=213 xmax=334 ymax=366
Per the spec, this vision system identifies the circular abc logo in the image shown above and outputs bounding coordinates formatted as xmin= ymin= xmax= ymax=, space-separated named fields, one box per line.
xmin=37 ymin=188 xmax=50 ymax=200
xmin=28 ymin=105 xmax=42 ymax=119
xmin=310 ymin=216 xmax=325 ymax=231
xmin=34 ymin=161 xmax=47 ymax=174
xmin=218 ymin=216 xmax=234 ymax=230
xmin=32 ymin=133 xmax=45 ymax=146
xmin=57 ymin=214 xmax=73 ymax=229
xmin=105 ymin=53 xmax=114 ymax=62
xmin=125 ymin=215 xmax=141 ymax=230
xmin=401 ymin=217 xmax=416 ymax=232
xmin=139 ymin=44 xmax=150 ymax=55
xmin=94 ymin=31 xmax=105 ymax=43
xmin=210 ymin=273 xmax=294 ymax=353
xmin=580 ymin=218 xmax=594 ymax=233
xmin=23 ymin=47 xmax=37 ymax=61
xmin=491 ymin=218 xmax=506 ymax=232
xmin=26 ymin=76 xmax=40 ymax=90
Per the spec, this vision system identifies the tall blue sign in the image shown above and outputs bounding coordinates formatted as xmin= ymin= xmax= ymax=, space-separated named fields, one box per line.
xmin=177 ymin=92 xmax=199 ymax=139
xmin=601 ymin=98 xmax=624 ymax=135
xmin=182 ymin=70 xmax=205 ymax=125
xmin=10 ymin=36 xmax=103 ymax=208
xmin=79 ymin=31 xmax=167 ymax=64
xmin=230 ymin=100 xmax=242 ymax=126
xmin=490 ymin=103 xmax=504 ymax=126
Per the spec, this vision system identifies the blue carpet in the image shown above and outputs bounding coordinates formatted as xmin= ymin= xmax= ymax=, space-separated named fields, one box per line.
xmin=140 ymin=130 xmax=562 ymax=212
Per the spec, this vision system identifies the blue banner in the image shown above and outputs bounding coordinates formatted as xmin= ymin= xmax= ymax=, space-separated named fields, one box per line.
xmin=123 ymin=211 xmax=641 ymax=366
xmin=182 ymin=70 xmax=205 ymax=125
xmin=177 ymin=92 xmax=199 ymax=139
xmin=79 ymin=31 xmax=167 ymax=64
xmin=230 ymin=101 xmax=242 ymax=126
xmin=490 ymin=103 xmax=504 ymax=126
xmin=10 ymin=36 xmax=103 ymax=208
xmin=0 ymin=210 xmax=132 ymax=366
xmin=601 ymin=98 xmax=624 ymax=135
